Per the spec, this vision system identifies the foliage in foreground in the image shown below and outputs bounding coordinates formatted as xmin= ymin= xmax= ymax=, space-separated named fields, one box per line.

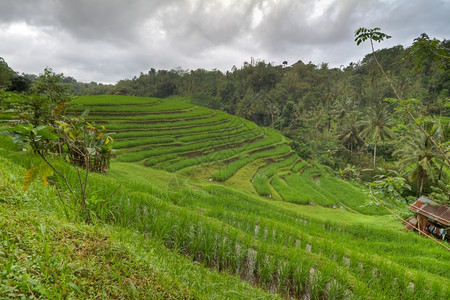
xmin=0 ymin=151 xmax=277 ymax=299
xmin=0 ymin=70 xmax=115 ymax=213
xmin=0 ymin=203 xmax=191 ymax=299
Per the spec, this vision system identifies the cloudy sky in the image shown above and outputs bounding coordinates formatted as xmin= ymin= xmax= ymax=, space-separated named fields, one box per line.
xmin=0 ymin=0 xmax=448 ymax=83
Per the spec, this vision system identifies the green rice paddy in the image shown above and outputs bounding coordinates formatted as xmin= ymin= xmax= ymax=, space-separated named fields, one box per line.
xmin=70 ymin=95 xmax=389 ymax=213
xmin=2 ymin=94 xmax=447 ymax=299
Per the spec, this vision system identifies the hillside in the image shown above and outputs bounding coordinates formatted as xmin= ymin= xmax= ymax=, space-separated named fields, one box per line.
xmin=1 ymin=95 xmax=449 ymax=299
xmin=71 ymin=95 xmax=383 ymax=215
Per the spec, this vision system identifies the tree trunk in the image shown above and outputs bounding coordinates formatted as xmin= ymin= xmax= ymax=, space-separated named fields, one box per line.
xmin=373 ymin=141 xmax=377 ymax=168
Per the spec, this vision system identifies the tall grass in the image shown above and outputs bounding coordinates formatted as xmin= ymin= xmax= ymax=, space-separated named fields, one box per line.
xmin=2 ymin=142 xmax=448 ymax=299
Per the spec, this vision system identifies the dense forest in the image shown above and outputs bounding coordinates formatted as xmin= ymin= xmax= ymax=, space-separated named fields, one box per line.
xmin=1 ymin=33 xmax=449 ymax=203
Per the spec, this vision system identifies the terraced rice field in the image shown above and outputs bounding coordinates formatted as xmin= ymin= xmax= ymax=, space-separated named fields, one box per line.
xmin=1 ymin=94 xmax=384 ymax=215
xmin=1 ymin=94 xmax=449 ymax=299
xmin=72 ymin=96 xmax=270 ymax=169
xmin=71 ymin=95 xmax=383 ymax=215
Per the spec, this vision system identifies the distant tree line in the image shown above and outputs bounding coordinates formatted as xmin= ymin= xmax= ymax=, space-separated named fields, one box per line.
xmin=93 ymin=36 xmax=449 ymax=202
xmin=1 ymin=33 xmax=448 ymax=202
xmin=0 ymin=58 xmax=113 ymax=95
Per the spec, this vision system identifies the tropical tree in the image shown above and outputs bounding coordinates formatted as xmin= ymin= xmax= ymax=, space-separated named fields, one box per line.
xmin=355 ymin=27 xmax=450 ymax=166
xmin=25 ymin=68 xmax=73 ymax=126
xmin=359 ymin=105 xmax=394 ymax=168
xmin=337 ymin=112 xmax=363 ymax=153
xmin=1 ymin=117 xmax=114 ymax=211
xmin=394 ymin=121 xmax=447 ymax=195
xmin=370 ymin=168 xmax=411 ymax=204
xmin=0 ymin=57 xmax=15 ymax=89
xmin=0 ymin=68 xmax=114 ymax=213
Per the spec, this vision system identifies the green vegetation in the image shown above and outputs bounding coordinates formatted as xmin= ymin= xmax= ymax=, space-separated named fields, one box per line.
xmin=63 ymin=31 xmax=449 ymax=203
xmin=0 ymin=30 xmax=449 ymax=298
xmin=65 ymin=95 xmax=301 ymax=187
xmin=1 ymin=135 xmax=448 ymax=298
xmin=72 ymin=95 xmax=161 ymax=106
xmin=0 ymin=150 xmax=277 ymax=299
xmin=212 ymin=145 xmax=292 ymax=182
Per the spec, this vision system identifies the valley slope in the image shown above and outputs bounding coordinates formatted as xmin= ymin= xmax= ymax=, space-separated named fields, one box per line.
xmin=0 ymin=95 xmax=448 ymax=299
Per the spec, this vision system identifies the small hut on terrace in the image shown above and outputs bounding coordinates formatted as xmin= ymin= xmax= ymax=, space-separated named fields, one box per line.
xmin=406 ymin=196 xmax=449 ymax=241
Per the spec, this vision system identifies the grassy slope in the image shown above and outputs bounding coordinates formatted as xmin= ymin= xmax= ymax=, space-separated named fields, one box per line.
xmin=107 ymin=161 xmax=450 ymax=299
xmin=1 ymin=137 xmax=449 ymax=298
xmin=70 ymin=95 xmax=383 ymax=215
xmin=1 ymin=95 xmax=449 ymax=299
xmin=0 ymin=146 xmax=277 ymax=299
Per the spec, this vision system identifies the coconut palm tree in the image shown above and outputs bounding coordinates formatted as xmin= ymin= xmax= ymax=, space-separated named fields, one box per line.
xmin=337 ymin=113 xmax=363 ymax=153
xmin=395 ymin=121 xmax=448 ymax=195
xmin=359 ymin=105 xmax=394 ymax=168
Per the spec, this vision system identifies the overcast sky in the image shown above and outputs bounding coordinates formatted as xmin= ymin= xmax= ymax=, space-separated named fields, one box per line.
xmin=0 ymin=0 xmax=448 ymax=83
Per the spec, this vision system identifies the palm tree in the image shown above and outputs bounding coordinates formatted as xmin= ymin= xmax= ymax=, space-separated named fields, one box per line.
xmin=359 ymin=105 xmax=394 ymax=168
xmin=337 ymin=113 xmax=363 ymax=153
xmin=394 ymin=121 xmax=447 ymax=195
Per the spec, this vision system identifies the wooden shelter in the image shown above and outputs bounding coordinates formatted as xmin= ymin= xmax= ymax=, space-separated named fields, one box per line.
xmin=406 ymin=196 xmax=449 ymax=241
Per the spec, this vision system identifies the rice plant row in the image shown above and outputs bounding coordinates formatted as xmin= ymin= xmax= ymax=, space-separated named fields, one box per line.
xmin=113 ymin=136 xmax=177 ymax=149
xmin=72 ymin=95 xmax=161 ymax=106
xmin=77 ymin=168 xmax=449 ymax=300
xmin=114 ymin=127 xmax=261 ymax=151
xmin=205 ymin=207 xmax=449 ymax=300
xmin=72 ymin=95 xmax=289 ymax=177
xmin=148 ymin=133 xmax=270 ymax=170
xmin=291 ymin=160 xmax=309 ymax=173
xmin=271 ymin=176 xmax=308 ymax=203
xmin=252 ymin=154 xmax=298 ymax=196
xmin=162 ymin=130 xmax=285 ymax=172
xmin=197 ymin=186 xmax=449 ymax=287
xmin=177 ymin=122 xmax=259 ymax=143
xmin=280 ymin=166 xmax=379 ymax=214
xmin=282 ymin=174 xmax=336 ymax=206
xmin=304 ymin=174 xmax=383 ymax=215
xmin=258 ymin=154 xmax=298 ymax=178
xmin=117 ymin=130 xmax=265 ymax=163
xmin=104 ymin=114 xmax=230 ymax=131
xmin=111 ymin=121 xmax=245 ymax=139
xmin=211 ymin=145 xmax=293 ymax=182
xmin=92 ymin=186 xmax=364 ymax=299
xmin=72 ymin=97 xmax=194 ymax=112
xmin=198 ymin=185 xmax=447 ymax=275
xmin=89 ymin=108 xmax=214 ymax=122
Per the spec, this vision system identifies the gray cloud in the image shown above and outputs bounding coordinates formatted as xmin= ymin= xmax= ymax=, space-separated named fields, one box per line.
xmin=0 ymin=0 xmax=448 ymax=83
